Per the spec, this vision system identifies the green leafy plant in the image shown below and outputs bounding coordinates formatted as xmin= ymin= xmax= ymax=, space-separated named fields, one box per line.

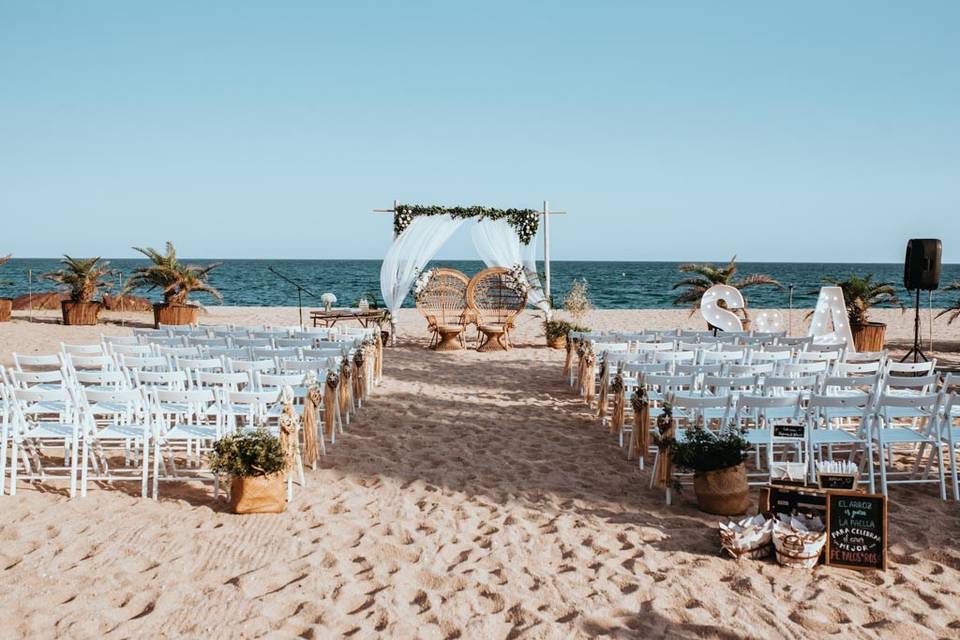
xmin=42 ymin=255 xmax=115 ymax=303
xmin=812 ymin=274 xmax=902 ymax=326
xmin=394 ymin=205 xmax=539 ymax=244
xmin=671 ymin=256 xmax=782 ymax=319
xmin=544 ymin=319 xmax=589 ymax=342
xmin=123 ymin=241 xmax=222 ymax=306
xmin=672 ymin=427 xmax=750 ymax=474
xmin=210 ymin=430 xmax=287 ymax=477
xmin=937 ymin=282 xmax=960 ymax=325
xmin=562 ymin=279 xmax=593 ymax=324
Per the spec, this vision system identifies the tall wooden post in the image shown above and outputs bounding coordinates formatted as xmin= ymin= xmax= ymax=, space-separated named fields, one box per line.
xmin=543 ymin=200 xmax=551 ymax=302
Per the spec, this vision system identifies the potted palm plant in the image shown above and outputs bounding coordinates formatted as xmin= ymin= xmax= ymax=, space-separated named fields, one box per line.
xmin=210 ymin=429 xmax=288 ymax=514
xmin=671 ymin=427 xmax=751 ymax=516
xmin=122 ymin=242 xmax=222 ymax=328
xmin=42 ymin=256 xmax=115 ymax=325
xmin=816 ymin=274 xmax=901 ymax=351
xmin=0 ymin=254 xmax=12 ymax=322
xmin=672 ymin=256 xmax=782 ymax=330
xmin=937 ymin=282 xmax=960 ymax=325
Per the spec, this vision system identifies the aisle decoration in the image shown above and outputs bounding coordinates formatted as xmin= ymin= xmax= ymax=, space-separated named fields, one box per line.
xmin=324 ymin=370 xmax=339 ymax=438
xmin=353 ymin=347 xmax=366 ymax=405
xmin=394 ymin=205 xmax=539 ymax=245
xmin=339 ymin=357 xmax=353 ymax=421
xmin=653 ymin=404 xmax=675 ymax=488
xmin=630 ymin=387 xmax=651 ymax=462
xmin=374 ymin=332 xmax=384 ymax=384
xmin=300 ymin=378 xmax=323 ymax=467
xmin=609 ymin=364 xmax=626 ymax=435
xmin=277 ymin=386 xmax=301 ymax=467
xmin=579 ymin=347 xmax=597 ymax=407
xmin=210 ymin=430 xmax=287 ymax=515
xmin=562 ymin=332 xmax=576 ymax=378
xmin=596 ymin=355 xmax=611 ymax=419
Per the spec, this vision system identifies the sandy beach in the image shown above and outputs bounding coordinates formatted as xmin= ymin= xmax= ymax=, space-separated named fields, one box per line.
xmin=1 ymin=307 xmax=959 ymax=638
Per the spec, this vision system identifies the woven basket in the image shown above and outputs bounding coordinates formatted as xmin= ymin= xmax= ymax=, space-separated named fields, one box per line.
xmin=773 ymin=529 xmax=825 ymax=569
xmin=694 ymin=464 xmax=750 ymax=516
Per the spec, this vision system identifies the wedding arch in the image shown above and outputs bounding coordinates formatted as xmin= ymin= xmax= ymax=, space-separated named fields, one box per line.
xmin=376 ymin=203 xmax=561 ymax=339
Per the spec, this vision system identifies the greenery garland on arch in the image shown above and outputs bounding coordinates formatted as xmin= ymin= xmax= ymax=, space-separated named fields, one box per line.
xmin=393 ymin=204 xmax=540 ymax=245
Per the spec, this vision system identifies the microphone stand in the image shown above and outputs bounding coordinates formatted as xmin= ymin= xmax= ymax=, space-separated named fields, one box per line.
xmin=268 ymin=267 xmax=321 ymax=327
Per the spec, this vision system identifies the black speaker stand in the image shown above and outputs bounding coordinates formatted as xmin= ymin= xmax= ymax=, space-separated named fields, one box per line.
xmin=900 ymin=288 xmax=928 ymax=363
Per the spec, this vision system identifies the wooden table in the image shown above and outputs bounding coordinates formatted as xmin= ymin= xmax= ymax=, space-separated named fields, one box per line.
xmin=310 ymin=308 xmax=388 ymax=329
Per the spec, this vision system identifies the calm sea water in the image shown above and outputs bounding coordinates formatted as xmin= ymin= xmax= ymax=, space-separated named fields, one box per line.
xmin=4 ymin=259 xmax=959 ymax=309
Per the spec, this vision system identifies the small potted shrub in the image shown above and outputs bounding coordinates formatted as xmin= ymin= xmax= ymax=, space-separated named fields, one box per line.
xmin=123 ymin=241 xmax=222 ymax=328
xmin=815 ymin=274 xmax=901 ymax=351
xmin=210 ymin=429 xmax=288 ymax=514
xmin=672 ymin=427 xmax=751 ymax=516
xmin=543 ymin=319 xmax=589 ymax=350
xmin=0 ymin=254 xmax=12 ymax=322
xmin=43 ymin=255 xmax=115 ymax=325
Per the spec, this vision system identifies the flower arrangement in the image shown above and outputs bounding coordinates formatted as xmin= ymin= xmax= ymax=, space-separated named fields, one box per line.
xmin=562 ymin=279 xmax=593 ymax=325
xmin=506 ymin=264 xmax=531 ymax=298
xmin=412 ymin=269 xmax=434 ymax=303
xmin=321 ymin=292 xmax=337 ymax=312
xmin=393 ymin=205 xmax=540 ymax=245
xmin=210 ymin=429 xmax=287 ymax=478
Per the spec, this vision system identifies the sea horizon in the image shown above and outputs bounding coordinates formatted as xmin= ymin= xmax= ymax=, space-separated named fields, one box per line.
xmin=5 ymin=258 xmax=958 ymax=309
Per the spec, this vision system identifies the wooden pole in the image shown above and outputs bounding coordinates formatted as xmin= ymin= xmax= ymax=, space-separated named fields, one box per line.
xmin=543 ymin=200 xmax=551 ymax=303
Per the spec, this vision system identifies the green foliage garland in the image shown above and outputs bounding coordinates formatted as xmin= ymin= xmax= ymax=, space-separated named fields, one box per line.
xmin=394 ymin=204 xmax=539 ymax=245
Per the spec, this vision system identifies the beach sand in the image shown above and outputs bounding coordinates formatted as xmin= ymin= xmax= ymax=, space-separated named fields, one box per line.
xmin=1 ymin=307 xmax=959 ymax=638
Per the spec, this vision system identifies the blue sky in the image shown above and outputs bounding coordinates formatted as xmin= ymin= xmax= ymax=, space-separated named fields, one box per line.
xmin=2 ymin=1 xmax=958 ymax=262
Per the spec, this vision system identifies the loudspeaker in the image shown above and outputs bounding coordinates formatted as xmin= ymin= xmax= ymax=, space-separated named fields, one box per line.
xmin=904 ymin=239 xmax=941 ymax=291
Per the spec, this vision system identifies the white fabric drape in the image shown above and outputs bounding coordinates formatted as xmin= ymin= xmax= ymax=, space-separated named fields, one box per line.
xmin=471 ymin=218 xmax=550 ymax=316
xmin=380 ymin=214 xmax=466 ymax=332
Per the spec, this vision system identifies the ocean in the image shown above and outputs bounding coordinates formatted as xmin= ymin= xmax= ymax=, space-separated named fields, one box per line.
xmin=3 ymin=259 xmax=959 ymax=310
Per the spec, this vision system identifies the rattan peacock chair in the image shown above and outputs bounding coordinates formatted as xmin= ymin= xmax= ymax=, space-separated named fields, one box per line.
xmin=466 ymin=267 xmax=528 ymax=352
xmin=415 ymin=268 xmax=471 ymax=350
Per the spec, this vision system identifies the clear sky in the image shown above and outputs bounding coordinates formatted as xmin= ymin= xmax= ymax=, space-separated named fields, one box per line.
xmin=2 ymin=1 xmax=958 ymax=262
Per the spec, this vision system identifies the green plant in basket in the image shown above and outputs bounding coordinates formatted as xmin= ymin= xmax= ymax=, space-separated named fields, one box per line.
xmin=544 ymin=319 xmax=590 ymax=342
xmin=210 ymin=429 xmax=287 ymax=477
xmin=672 ymin=427 xmax=751 ymax=473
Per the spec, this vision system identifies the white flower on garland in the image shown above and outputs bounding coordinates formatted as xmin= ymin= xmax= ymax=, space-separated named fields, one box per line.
xmin=412 ymin=269 xmax=434 ymax=302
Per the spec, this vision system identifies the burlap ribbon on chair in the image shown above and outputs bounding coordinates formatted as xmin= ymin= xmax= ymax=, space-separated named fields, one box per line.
xmin=575 ymin=342 xmax=586 ymax=392
xmin=301 ymin=382 xmax=323 ymax=466
xmin=339 ymin=357 xmax=352 ymax=416
xmin=277 ymin=386 xmax=300 ymax=468
xmin=630 ymin=388 xmax=651 ymax=461
xmin=654 ymin=404 xmax=675 ymax=488
xmin=596 ymin=356 xmax=610 ymax=419
xmin=609 ymin=366 xmax=625 ymax=435
xmin=324 ymin=370 xmax=339 ymax=437
xmin=374 ymin=332 xmax=384 ymax=384
xmin=581 ymin=350 xmax=597 ymax=407
xmin=353 ymin=348 xmax=366 ymax=403
xmin=562 ymin=336 xmax=576 ymax=380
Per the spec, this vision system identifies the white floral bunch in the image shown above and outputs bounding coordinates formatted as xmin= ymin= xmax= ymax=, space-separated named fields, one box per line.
xmin=394 ymin=208 xmax=415 ymax=235
xmin=507 ymin=264 xmax=531 ymax=298
xmin=321 ymin=292 xmax=337 ymax=311
xmin=514 ymin=211 xmax=538 ymax=245
xmin=412 ymin=269 xmax=434 ymax=302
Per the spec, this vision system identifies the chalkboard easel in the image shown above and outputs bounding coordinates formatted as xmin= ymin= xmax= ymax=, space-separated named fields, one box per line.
xmin=825 ymin=490 xmax=887 ymax=571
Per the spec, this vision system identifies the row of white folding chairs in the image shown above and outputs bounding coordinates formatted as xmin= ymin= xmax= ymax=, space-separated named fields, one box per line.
xmin=0 ymin=374 xmax=343 ymax=499
xmin=628 ymin=372 xmax=959 ymax=500
xmin=0 ymin=382 xmax=307 ymax=499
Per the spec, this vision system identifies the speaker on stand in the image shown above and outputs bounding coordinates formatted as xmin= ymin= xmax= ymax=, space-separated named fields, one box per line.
xmin=901 ymin=238 xmax=942 ymax=363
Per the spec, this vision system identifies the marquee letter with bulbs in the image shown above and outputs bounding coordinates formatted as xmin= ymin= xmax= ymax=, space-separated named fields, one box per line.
xmin=699 ymin=285 xmax=745 ymax=331
xmin=807 ymin=286 xmax=855 ymax=351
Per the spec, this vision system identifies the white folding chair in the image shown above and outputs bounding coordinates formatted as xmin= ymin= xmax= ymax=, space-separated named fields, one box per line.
xmin=78 ymin=387 xmax=151 ymax=497
xmin=871 ymin=392 xmax=945 ymax=499
xmin=805 ymin=393 xmax=875 ymax=492
xmin=148 ymin=388 xmax=224 ymax=499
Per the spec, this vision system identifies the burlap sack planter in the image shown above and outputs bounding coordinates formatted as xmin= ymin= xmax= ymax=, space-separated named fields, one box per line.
xmin=692 ymin=463 xmax=749 ymax=516
xmin=230 ymin=473 xmax=286 ymax=514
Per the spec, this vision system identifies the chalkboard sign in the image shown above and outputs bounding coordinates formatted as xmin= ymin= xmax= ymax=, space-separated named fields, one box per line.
xmin=772 ymin=422 xmax=806 ymax=439
xmin=818 ymin=473 xmax=858 ymax=491
xmin=826 ymin=491 xmax=887 ymax=571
